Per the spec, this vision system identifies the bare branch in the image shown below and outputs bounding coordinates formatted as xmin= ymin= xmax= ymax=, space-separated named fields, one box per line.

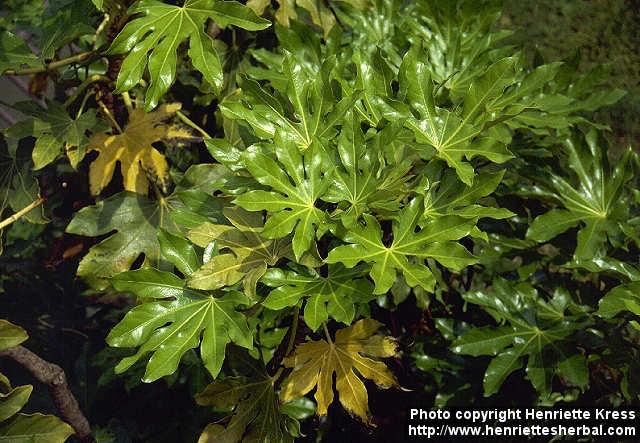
xmin=0 ymin=346 xmax=95 ymax=443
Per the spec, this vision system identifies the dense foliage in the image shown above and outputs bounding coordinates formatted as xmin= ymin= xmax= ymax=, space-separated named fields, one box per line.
xmin=0 ymin=0 xmax=638 ymax=441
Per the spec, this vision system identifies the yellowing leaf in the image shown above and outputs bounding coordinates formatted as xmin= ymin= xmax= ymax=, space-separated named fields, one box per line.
xmin=87 ymin=103 xmax=191 ymax=195
xmin=0 ymin=319 xmax=28 ymax=351
xmin=280 ymin=319 xmax=398 ymax=423
xmin=274 ymin=0 xmax=297 ymax=27
xmin=186 ymin=207 xmax=292 ymax=299
xmin=296 ymin=0 xmax=335 ymax=37
xmin=246 ymin=0 xmax=271 ymax=15
xmin=251 ymin=0 xmax=335 ymax=37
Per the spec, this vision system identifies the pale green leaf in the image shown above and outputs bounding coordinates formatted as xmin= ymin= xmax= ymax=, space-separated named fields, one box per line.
xmin=0 ymin=413 xmax=73 ymax=443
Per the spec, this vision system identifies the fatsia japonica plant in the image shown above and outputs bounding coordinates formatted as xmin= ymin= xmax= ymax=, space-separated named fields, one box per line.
xmin=0 ymin=0 xmax=638 ymax=441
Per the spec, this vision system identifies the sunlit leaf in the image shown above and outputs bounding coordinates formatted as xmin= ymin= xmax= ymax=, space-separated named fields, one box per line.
xmin=280 ymin=319 xmax=398 ymax=423
xmin=262 ymin=264 xmax=373 ymax=330
xmin=187 ymin=207 xmax=291 ymax=298
xmin=107 ymin=268 xmax=253 ymax=381
xmin=0 ymin=413 xmax=73 ymax=443
xmin=527 ymin=131 xmax=636 ymax=259
xmin=109 ymin=0 xmax=270 ymax=110
xmin=326 ymin=196 xmax=476 ymax=294
xmin=87 ymin=103 xmax=192 ymax=196
xmin=0 ymin=320 xmax=28 ymax=351
xmin=233 ymin=134 xmax=333 ymax=260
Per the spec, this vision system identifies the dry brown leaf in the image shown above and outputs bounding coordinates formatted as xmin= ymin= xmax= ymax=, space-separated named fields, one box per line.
xmin=87 ymin=103 xmax=191 ymax=195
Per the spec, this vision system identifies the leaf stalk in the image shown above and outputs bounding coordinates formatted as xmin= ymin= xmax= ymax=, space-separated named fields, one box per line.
xmin=4 ymin=51 xmax=96 ymax=76
xmin=0 ymin=197 xmax=45 ymax=230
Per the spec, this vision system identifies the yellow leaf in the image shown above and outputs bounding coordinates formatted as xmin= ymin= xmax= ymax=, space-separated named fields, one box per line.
xmin=296 ymin=0 xmax=335 ymax=37
xmin=186 ymin=208 xmax=291 ymax=299
xmin=87 ymin=103 xmax=191 ymax=196
xmin=280 ymin=318 xmax=398 ymax=423
xmin=275 ymin=0 xmax=297 ymax=27
xmin=247 ymin=0 xmax=271 ymax=15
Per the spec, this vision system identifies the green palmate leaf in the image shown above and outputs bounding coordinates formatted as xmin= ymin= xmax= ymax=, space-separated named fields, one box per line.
xmin=168 ymin=163 xmax=231 ymax=229
xmin=174 ymin=162 xmax=239 ymax=194
xmin=6 ymin=101 xmax=101 ymax=169
xmin=0 ymin=146 xmax=46 ymax=227
xmin=450 ymin=326 xmax=518 ymax=357
xmin=507 ymin=57 xmax=627 ymax=132
xmin=404 ymin=108 xmax=479 ymax=185
xmin=233 ymin=136 xmax=333 ymax=260
xmin=598 ymin=283 xmax=640 ymax=320
xmin=0 ymin=413 xmax=74 ymax=443
xmin=326 ymin=196 xmax=476 ymax=294
xmin=196 ymin=352 xmax=296 ymax=443
xmin=107 ymin=268 xmax=252 ymax=381
xmin=0 ymin=385 xmax=32 ymax=423
xmin=0 ymin=31 xmax=41 ymax=74
xmin=38 ymin=0 xmax=95 ymax=60
xmin=263 ymin=0 xmax=335 ymax=37
xmin=262 ymin=265 xmax=373 ymax=331
xmin=482 ymin=348 xmax=524 ymax=396
xmin=323 ymin=114 xmax=411 ymax=227
xmin=408 ymin=0 xmax=508 ymax=92
xmin=66 ymin=161 xmax=233 ymax=287
xmin=0 ymin=320 xmax=28 ymax=351
xmin=349 ymin=49 xmax=405 ymax=126
xmin=566 ymin=257 xmax=640 ymax=282
xmin=109 ymin=0 xmax=270 ymax=110
xmin=452 ymin=278 xmax=591 ymax=397
xmin=187 ymin=207 xmax=291 ymax=298
xmin=527 ymin=131 xmax=636 ymax=259
xmin=158 ymin=229 xmax=199 ymax=276
xmin=419 ymin=166 xmax=513 ymax=220
xmin=221 ymin=55 xmax=359 ymax=150
xmin=66 ymin=191 xmax=181 ymax=288
xmin=408 ymin=2 xmax=565 ymax=125
xmin=460 ymin=56 xmax=520 ymax=121
xmin=401 ymin=47 xmax=517 ymax=185
xmin=556 ymin=355 xmax=589 ymax=391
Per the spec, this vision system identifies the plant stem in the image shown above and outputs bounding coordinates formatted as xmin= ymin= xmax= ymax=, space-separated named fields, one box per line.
xmin=63 ymin=74 xmax=111 ymax=108
xmin=285 ymin=306 xmax=300 ymax=356
xmin=0 ymin=197 xmax=45 ymax=230
xmin=97 ymin=100 xmax=122 ymax=133
xmin=3 ymin=51 xmax=95 ymax=76
xmin=151 ymin=181 xmax=165 ymax=202
xmin=322 ymin=322 xmax=333 ymax=344
xmin=176 ymin=110 xmax=211 ymax=139
xmin=93 ymin=14 xmax=110 ymax=50
xmin=0 ymin=345 xmax=95 ymax=442
xmin=121 ymin=91 xmax=134 ymax=113
xmin=76 ymin=89 xmax=93 ymax=119
xmin=272 ymin=306 xmax=301 ymax=382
